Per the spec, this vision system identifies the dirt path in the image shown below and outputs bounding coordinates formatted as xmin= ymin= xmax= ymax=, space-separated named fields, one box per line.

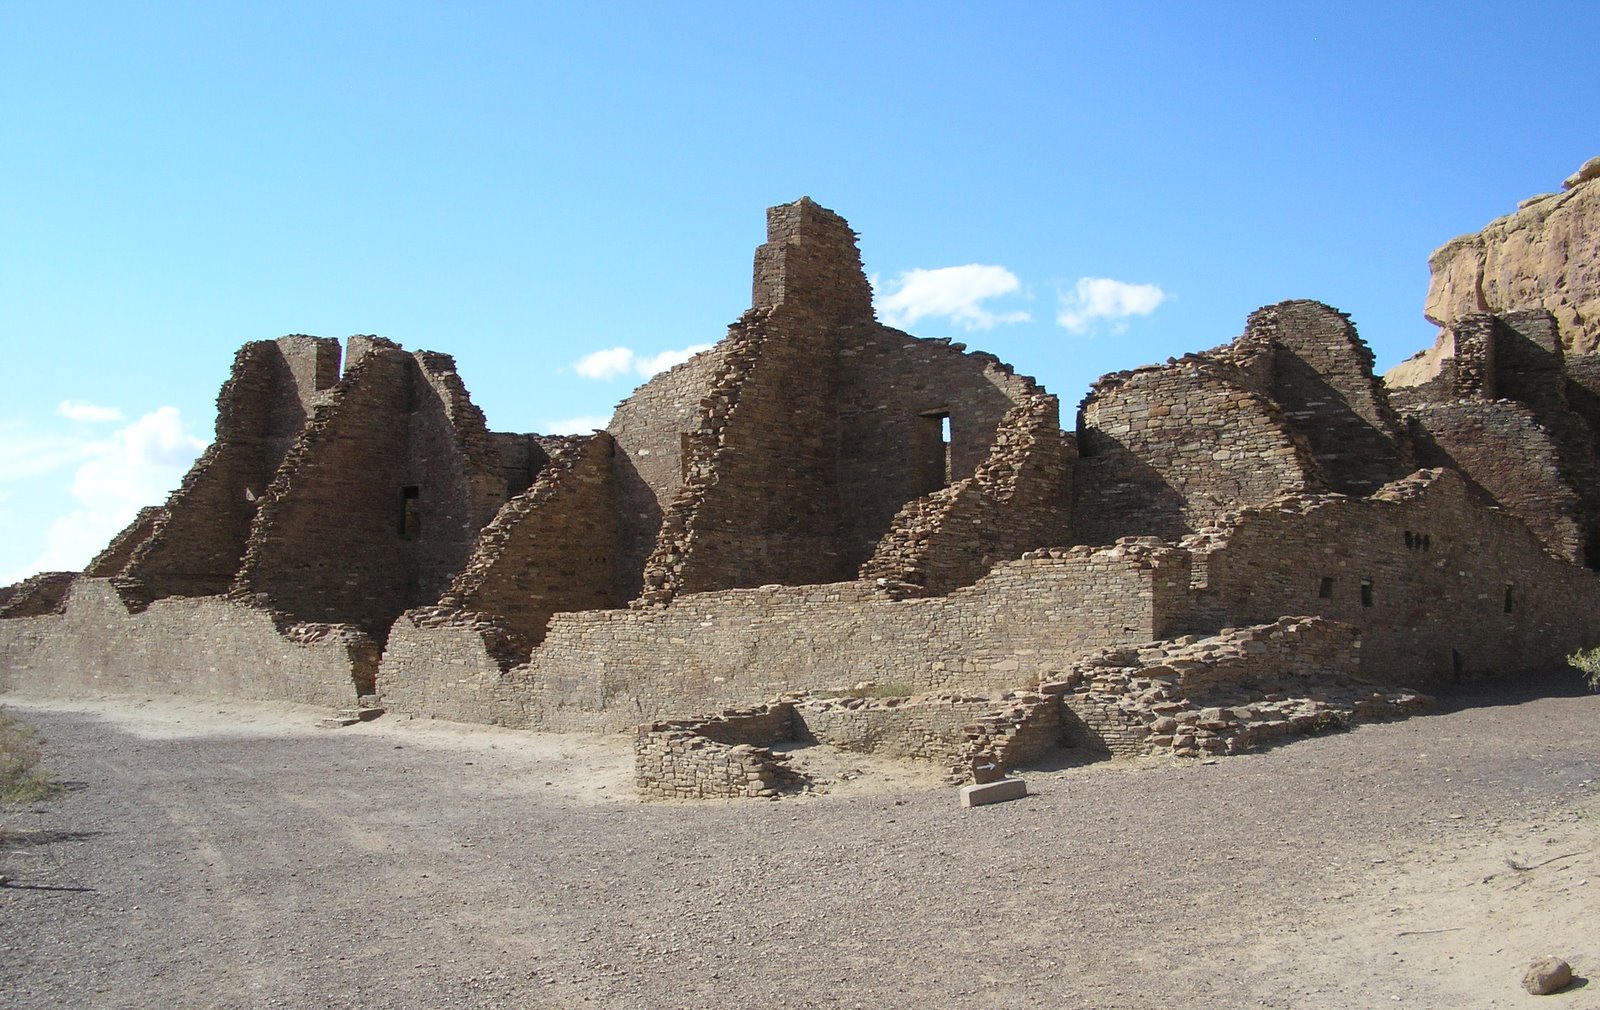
xmin=3 ymin=689 xmax=1597 ymax=1009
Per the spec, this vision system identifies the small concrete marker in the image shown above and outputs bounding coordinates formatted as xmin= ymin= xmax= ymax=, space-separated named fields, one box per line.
xmin=960 ymin=778 xmax=1027 ymax=807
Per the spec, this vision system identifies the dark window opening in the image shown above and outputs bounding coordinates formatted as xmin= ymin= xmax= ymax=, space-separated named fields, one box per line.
xmin=1503 ymin=584 xmax=1515 ymax=614
xmin=400 ymin=485 xmax=421 ymax=539
xmin=1359 ymin=578 xmax=1373 ymax=608
xmin=1404 ymin=531 xmax=1414 ymax=550
xmin=1318 ymin=576 xmax=1334 ymax=599
xmin=1422 ymin=534 xmax=1431 ymax=552
xmin=1585 ymin=529 xmax=1600 ymax=570
xmin=1451 ymin=647 xmax=1464 ymax=682
xmin=917 ymin=409 xmax=953 ymax=492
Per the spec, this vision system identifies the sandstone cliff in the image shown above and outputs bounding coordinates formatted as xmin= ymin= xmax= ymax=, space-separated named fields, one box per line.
xmin=1422 ymin=155 xmax=1600 ymax=355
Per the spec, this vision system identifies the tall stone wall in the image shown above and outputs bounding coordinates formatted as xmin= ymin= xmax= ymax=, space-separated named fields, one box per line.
xmin=1075 ymin=360 xmax=1319 ymax=545
xmin=1409 ymin=400 xmax=1586 ymax=563
xmin=233 ymin=341 xmax=506 ymax=639
xmin=84 ymin=507 xmax=165 ymax=578
xmin=1391 ymin=311 xmax=1600 ymax=564
xmin=1232 ymin=300 xmax=1412 ymax=495
xmin=0 ymin=579 xmax=369 ymax=707
xmin=0 ymin=572 xmax=76 ymax=619
xmin=434 ymin=433 xmax=620 ymax=645
xmin=606 ymin=345 xmax=730 ymax=600
xmin=751 ymin=197 xmax=875 ymax=324
xmin=659 ymin=305 xmax=848 ymax=594
xmin=1181 ymin=469 xmax=1600 ymax=683
xmin=860 ymin=394 xmax=1074 ymax=596
xmin=113 ymin=337 xmax=342 ymax=606
xmin=834 ymin=326 xmax=1045 ymax=568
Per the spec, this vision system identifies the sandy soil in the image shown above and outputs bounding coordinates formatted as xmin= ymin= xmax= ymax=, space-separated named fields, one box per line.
xmin=2 ymin=687 xmax=1597 ymax=1009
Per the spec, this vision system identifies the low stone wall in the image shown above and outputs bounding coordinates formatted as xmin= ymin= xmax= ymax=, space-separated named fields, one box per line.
xmin=0 ymin=579 xmax=371 ymax=708
xmin=958 ymin=692 xmax=1064 ymax=775
xmin=634 ymin=703 xmax=797 ymax=799
xmin=1052 ymin=617 xmax=1430 ymax=758
xmin=380 ymin=540 xmax=1188 ymax=732
xmin=792 ymin=693 xmax=1003 ymax=768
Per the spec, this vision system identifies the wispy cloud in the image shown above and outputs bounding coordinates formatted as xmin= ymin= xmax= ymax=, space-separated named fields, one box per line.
xmin=57 ymin=400 xmax=125 ymax=423
xmin=4 ymin=407 xmax=204 ymax=579
xmin=573 ymin=347 xmax=636 ymax=381
xmin=875 ymin=265 xmax=1031 ymax=331
xmin=542 ymin=414 xmax=610 ymax=435
xmin=634 ymin=344 xmax=712 ymax=376
xmin=0 ymin=424 xmax=97 ymax=483
xmin=1057 ymin=277 xmax=1169 ymax=333
xmin=572 ymin=343 xmax=713 ymax=381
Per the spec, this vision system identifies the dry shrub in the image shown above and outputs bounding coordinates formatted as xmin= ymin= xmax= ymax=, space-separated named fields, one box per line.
xmin=0 ymin=709 xmax=57 ymax=804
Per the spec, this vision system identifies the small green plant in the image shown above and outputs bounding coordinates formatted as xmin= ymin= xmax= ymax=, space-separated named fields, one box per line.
xmin=1566 ymin=647 xmax=1600 ymax=693
xmin=0 ymin=710 xmax=58 ymax=804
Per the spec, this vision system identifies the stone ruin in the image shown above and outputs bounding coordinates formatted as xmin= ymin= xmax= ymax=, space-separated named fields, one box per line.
xmin=7 ymin=160 xmax=1600 ymax=797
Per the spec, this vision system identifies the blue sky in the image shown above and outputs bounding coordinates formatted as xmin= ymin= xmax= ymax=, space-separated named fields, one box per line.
xmin=3 ymin=2 xmax=1597 ymax=583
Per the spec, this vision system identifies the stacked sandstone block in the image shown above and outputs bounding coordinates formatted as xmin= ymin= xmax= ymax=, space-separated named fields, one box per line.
xmin=1052 ymin=617 xmax=1431 ymax=758
xmin=633 ymin=703 xmax=797 ymax=799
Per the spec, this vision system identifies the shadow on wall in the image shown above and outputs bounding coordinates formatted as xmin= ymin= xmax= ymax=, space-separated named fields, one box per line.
xmin=1270 ymin=351 xmax=1410 ymax=495
xmin=1070 ymin=453 xmax=1190 ymax=547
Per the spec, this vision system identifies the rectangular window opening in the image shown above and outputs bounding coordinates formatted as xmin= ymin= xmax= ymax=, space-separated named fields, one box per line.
xmin=917 ymin=409 xmax=953 ymax=492
xmin=1318 ymin=576 xmax=1334 ymax=599
xmin=1360 ymin=578 xmax=1373 ymax=608
xmin=1503 ymin=584 xmax=1515 ymax=614
xmin=400 ymin=485 xmax=421 ymax=539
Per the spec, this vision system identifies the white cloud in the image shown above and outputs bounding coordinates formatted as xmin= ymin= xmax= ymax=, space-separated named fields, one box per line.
xmin=875 ymin=265 xmax=1032 ymax=331
xmin=1057 ymin=277 xmax=1169 ymax=333
xmin=573 ymin=347 xmax=636 ymax=381
xmin=572 ymin=343 xmax=714 ymax=381
xmin=634 ymin=344 xmax=712 ymax=376
xmin=57 ymin=400 xmax=125 ymax=423
xmin=542 ymin=414 xmax=610 ymax=435
xmin=0 ymin=425 xmax=96 ymax=482
xmin=15 ymin=407 xmax=205 ymax=576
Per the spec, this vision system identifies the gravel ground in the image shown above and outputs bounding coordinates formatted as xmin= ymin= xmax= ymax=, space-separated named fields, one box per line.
xmin=2 ymin=684 xmax=1597 ymax=1010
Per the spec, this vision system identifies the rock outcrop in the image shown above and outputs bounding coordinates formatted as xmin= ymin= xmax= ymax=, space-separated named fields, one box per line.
xmin=1421 ymin=155 xmax=1600 ymax=355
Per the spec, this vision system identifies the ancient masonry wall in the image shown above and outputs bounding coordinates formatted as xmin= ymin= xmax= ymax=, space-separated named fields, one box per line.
xmin=1230 ymin=300 xmax=1413 ymax=495
xmin=634 ymin=704 xmax=797 ymax=800
xmin=0 ymin=572 xmax=76 ymax=619
xmin=84 ymin=507 xmax=165 ymax=578
xmin=1392 ymin=311 xmax=1600 ymax=562
xmin=1408 ymin=400 xmax=1586 ymax=563
xmin=1053 ymin=617 xmax=1428 ymax=758
xmin=378 ymin=541 xmax=1191 ymax=731
xmin=113 ymin=337 xmax=342 ymax=606
xmin=0 ymin=579 xmax=370 ymax=707
xmin=233 ymin=341 xmax=507 ymax=638
xmin=1181 ymin=469 xmax=1600 ymax=683
xmin=1074 ymin=359 xmax=1319 ymax=545
xmin=793 ymin=690 xmax=1065 ymax=778
xmin=751 ymin=198 xmax=876 ymax=323
xmin=657 ymin=304 xmax=848 ymax=596
xmin=433 ymin=433 xmax=620 ymax=646
xmin=486 ymin=433 xmax=548 ymax=500
xmin=792 ymin=693 xmax=1007 ymax=767
xmin=834 ymin=325 xmax=1046 ymax=569
xmin=859 ymin=394 xmax=1074 ymax=596
xmin=606 ymin=345 xmax=730 ymax=601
